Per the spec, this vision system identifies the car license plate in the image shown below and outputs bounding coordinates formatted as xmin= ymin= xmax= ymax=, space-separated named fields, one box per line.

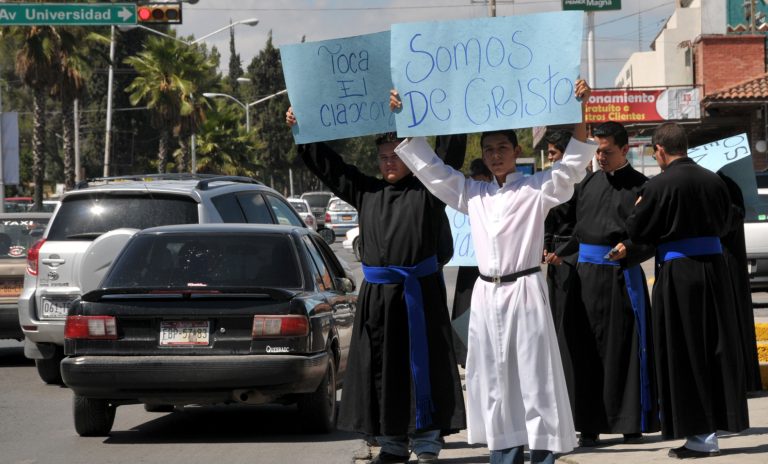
xmin=341 ymin=215 xmax=353 ymax=221
xmin=40 ymin=297 xmax=75 ymax=319
xmin=0 ymin=278 xmax=23 ymax=298
xmin=159 ymin=321 xmax=210 ymax=346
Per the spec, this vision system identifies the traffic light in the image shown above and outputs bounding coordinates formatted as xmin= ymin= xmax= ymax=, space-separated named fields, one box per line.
xmin=137 ymin=2 xmax=182 ymax=24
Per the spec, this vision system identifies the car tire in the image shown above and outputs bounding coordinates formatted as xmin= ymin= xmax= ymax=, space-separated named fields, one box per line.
xmin=35 ymin=349 xmax=64 ymax=385
xmin=144 ymin=403 xmax=175 ymax=413
xmin=318 ymin=227 xmax=335 ymax=245
xmin=298 ymin=352 xmax=337 ymax=434
xmin=73 ymin=396 xmax=116 ymax=436
xmin=353 ymin=237 xmax=361 ymax=262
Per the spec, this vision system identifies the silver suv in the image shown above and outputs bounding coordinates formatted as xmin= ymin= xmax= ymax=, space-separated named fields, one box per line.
xmin=19 ymin=174 xmax=308 ymax=384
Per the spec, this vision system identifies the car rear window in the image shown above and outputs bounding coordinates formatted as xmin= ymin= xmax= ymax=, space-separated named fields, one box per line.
xmin=104 ymin=233 xmax=302 ymax=289
xmin=0 ymin=217 xmax=50 ymax=259
xmin=290 ymin=201 xmax=308 ymax=213
xmin=747 ymin=192 xmax=768 ymax=223
xmin=301 ymin=193 xmax=332 ymax=208
xmin=47 ymin=194 xmax=198 ymax=241
xmin=328 ymin=199 xmax=355 ymax=212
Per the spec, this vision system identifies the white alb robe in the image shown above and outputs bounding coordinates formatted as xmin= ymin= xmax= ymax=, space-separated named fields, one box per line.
xmin=395 ymin=136 xmax=593 ymax=453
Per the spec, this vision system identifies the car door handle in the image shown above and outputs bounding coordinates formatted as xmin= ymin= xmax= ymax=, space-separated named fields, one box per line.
xmin=41 ymin=258 xmax=65 ymax=266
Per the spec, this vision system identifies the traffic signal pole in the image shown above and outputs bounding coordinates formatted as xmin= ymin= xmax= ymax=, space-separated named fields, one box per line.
xmin=103 ymin=25 xmax=115 ymax=177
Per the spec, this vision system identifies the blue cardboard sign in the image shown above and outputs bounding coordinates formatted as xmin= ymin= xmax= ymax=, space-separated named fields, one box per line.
xmin=688 ymin=133 xmax=761 ymax=221
xmin=280 ymin=31 xmax=395 ymax=143
xmin=390 ymin=11 xmax=584 ymax=137
xmin=445 ymin=206 xmax=477 ymax=267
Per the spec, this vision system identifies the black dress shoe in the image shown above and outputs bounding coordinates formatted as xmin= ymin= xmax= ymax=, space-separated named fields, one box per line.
xmin=667 ymin=446 xmax=722 ymax=459
xmin=623 ymin=433 xmax=644 ymax=444
xmin=371 ymin=451 xmax=410 ymax=464
xmin=417 ymin=452 xmax=438 ymax=463
xmin=578 ymin=433 xmax=600 ymax=447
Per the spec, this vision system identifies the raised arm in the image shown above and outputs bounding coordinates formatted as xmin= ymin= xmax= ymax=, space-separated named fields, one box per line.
xmin=395 ymin=137 xmax=471 ymax=213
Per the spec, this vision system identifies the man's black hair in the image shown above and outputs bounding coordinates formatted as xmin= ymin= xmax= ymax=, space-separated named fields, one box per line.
xmin=593 ymin=121 xmax=629 ymax=148
xmin=480 ymin=129 xmax=518 ymax=147
xmin=545 ymin=130 xmax=573 ymax=154
xmin=652 ymin=122 xmax=688 ymax=156
xmin=468 ymin=158 xmax=491 ymax=178
xmin=375 ymin=132 xmax=403 ymax=146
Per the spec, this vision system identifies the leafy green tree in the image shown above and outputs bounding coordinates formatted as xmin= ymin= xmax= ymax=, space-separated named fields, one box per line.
xmin=195 ymin=100 xmax=263 ymax=176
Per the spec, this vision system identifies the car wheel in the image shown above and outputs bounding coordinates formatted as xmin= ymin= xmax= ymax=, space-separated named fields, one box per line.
xmin=298 ymin=352 xmax=337 ymax=434
xmin=144 ymin=403 xmax=175 ymax=413
xmin=73 ymin=396 xmax=116 ymax=436
xmin=353 ymin=237 xmax=361 ymax=262
xmin=35 ymin=349 xmax=64 ymax=385
xmin=318 ymin=227 xmax=335 ymax=245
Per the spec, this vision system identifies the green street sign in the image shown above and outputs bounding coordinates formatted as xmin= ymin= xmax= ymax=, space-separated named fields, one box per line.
xmin=0 ymin=3 xmax=137 ymax=26
xmin=562 ymin=0 xmax=621 ymax=11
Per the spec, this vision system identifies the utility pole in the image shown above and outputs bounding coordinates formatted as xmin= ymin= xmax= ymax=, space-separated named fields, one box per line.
xmin=488 ymin=0 xmax=496 ymax=17
xmin=0 ymin=79 xmax=4 ymax=211
xmin=750 ymin=0 xmax=757 ymax=33
xmin=103 ymin=25 xmax=115 ymax=177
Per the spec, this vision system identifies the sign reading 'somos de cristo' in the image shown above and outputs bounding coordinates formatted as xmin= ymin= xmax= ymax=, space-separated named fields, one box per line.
xmin=584 ymin=88 xmax=701 ymax=123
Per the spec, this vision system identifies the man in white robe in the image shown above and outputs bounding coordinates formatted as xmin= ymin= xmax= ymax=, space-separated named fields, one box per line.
xmin=391 ymin=82 xmax=593 ymax=464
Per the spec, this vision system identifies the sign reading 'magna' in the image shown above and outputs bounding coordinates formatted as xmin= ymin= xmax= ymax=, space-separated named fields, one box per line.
xmin=584 ymin=88 xmax=701 ymax=123
xmin=562 ymin=0 xmax=621 ymax=11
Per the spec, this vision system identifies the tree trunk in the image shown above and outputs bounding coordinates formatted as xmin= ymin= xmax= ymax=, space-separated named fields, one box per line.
xmin=158 ymin=130 xmax=170 ymax=173
xmin=32 ymin=88 xmax=46 ymax=211
xmin=61 ymin=95 xmax=75 ymax=191
xmin=176 ymin=136 xmax=189 ymax=173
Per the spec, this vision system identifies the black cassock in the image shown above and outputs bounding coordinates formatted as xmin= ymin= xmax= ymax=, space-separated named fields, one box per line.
xmin=565 ymin=164 xmax=660 ymax=434
xmin=719 ymin=173 xmax=763 ymax=392
xmin=543 ymin=185 xmax=580 ymax=408
xmin=299 ymin=140 xmax=467 ymax=437
xmin=627 ymin=158 xmax=749 ymax=439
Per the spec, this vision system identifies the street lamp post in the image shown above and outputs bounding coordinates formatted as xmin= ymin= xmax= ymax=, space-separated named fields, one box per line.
xmin=103 ymin=18 xmax=259 ymax=176
xmin=203 ymin=89 xmax=287 ymax=133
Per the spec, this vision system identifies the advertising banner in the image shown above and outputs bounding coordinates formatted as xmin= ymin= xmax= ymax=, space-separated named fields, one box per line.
xmin=585 ymin=87 xmax=700 ymax=123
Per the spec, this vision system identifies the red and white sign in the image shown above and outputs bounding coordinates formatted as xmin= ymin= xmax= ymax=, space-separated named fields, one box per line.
xmin=585 ymin=88 xmax=700 ymax=123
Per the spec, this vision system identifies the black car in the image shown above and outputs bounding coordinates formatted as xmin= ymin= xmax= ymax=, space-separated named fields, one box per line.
xmin=61 ymin=224 xmax=356 ymax=436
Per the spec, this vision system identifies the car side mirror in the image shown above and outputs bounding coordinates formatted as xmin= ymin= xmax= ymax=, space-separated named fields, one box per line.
xmin=335 ymin=277 xmax=355 ymax=293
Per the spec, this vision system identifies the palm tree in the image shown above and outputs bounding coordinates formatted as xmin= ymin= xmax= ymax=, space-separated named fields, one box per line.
xmin=5 ymin=26 xmax=61 ymax=210
xmin=124 ymin=35 xmax=216 ymax=173
xmin=52 ymin=27 xmax=95 ymax=190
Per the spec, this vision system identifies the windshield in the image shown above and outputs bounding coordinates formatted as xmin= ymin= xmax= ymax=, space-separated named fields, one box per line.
xmin=746 ymin=192 xmax=768 ymax=223
xmin=301 ymin=193 xmax=332 ymax=208
xmin=47 ymin=194 xmax=198 ymax=241
xmin=104 ymin=233 xmax=303 ymax=289
xmin=328 ymin=199 xmax=355 ymax=212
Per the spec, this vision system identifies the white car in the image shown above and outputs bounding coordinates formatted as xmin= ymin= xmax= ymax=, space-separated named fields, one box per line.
xmin=342 ymin=226 xmax=361 ymax=262
xmin=288 ymin=198 xmax=317 ymax=230
xmin=746 ymin=186 xmax=768 ymax=291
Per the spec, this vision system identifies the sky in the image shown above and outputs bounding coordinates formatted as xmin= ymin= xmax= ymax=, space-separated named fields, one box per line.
xmin=175 ymin=0 xmax=677 ymax=89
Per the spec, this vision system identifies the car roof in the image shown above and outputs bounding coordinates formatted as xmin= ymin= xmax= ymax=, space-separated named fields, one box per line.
xmin=137 ymin=223 xmax=309 ymax=236
xmin=62 ymin=176 xmax=278 ymax=200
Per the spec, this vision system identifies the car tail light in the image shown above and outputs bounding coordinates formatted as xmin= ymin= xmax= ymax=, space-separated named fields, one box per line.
xmin=26 ymin=239 xmax=45 ymax=276
xmin=325 ymin=212 xmax=331 ymax=223
xmin=305 ymin=214 xmax=315 ymax=227
xmin=252 ymin=315 xmax=309 ymax=338
xmin=65 ymin=315 xmax=118 ymax=340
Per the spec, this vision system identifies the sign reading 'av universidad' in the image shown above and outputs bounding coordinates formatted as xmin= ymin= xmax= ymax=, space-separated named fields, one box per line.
xmin=390 ymin=11 xmax=584 ymax=137
xmin=0 ymin=3 xmax=136 ymax=26
xmin=281 ymin=31 xmax=395 ymax=144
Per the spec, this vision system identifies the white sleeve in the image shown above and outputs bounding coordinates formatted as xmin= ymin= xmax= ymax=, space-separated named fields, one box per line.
xmin=395 ymin=137 xmax=470 ymax=213
xmin=539 ymin=138 xmax=595 ymax=210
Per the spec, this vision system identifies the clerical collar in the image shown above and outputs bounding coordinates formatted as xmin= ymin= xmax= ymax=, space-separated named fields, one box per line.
xmin=498 ymin=171 xmax=523 ymax=187
xmin=607 ymin=161 xmax=630 ymax=176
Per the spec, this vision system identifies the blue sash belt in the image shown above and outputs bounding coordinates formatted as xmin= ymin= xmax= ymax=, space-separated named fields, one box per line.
xmin=657 ymin=236 xmax=722 ymax=262
xmin=362 ymin=255 xmax=438 ymax=429
xmin=578 ymin=243 xmax=652 ymax=431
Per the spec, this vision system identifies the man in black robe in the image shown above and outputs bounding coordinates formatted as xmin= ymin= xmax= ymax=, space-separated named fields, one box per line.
xmin=627 ymin=123 xmax=749 ymax=458
xmin=287 ymin=108 xmax=466 ymax=464
xmin=563 ymin=121 xmax=659 ymax=446
xmin=541 ymin=130 xmax=580 ymax=409
xmin=718 ymin=173 xmax=763 ymax=393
